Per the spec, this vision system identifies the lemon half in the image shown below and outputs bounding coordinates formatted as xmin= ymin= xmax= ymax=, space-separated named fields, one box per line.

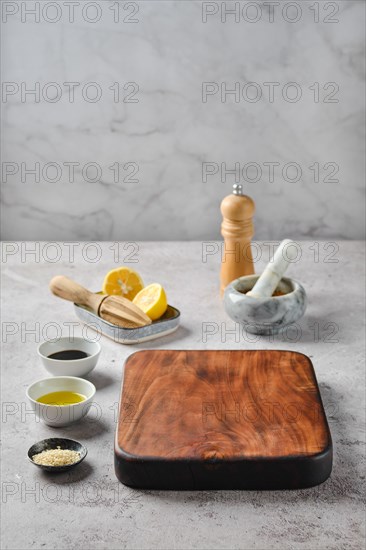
xmin=102 ymin=267 xmax=144 ymax=301
xmin=132 ymin=283 xmax=168 ymax=321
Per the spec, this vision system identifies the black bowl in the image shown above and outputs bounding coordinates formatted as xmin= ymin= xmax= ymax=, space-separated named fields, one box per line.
xmin=28 ymin=438 xmax=87 ymax=472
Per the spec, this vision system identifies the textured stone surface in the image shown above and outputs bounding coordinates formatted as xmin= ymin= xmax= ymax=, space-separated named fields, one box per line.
xmin=1 ymin=241 xmax=365 ymax=549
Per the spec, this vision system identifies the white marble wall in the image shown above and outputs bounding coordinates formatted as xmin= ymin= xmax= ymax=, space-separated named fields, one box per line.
xmin=1 ymin=0 xmax=365 ymax=240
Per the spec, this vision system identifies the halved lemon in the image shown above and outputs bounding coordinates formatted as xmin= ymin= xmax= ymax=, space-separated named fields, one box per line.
xmin=102 ymin=267 xmax=144 ymax=300
xmin=132 ymin=283 xmax=168 ymax=321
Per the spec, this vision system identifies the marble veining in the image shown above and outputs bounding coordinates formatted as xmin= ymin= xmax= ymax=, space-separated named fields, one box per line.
xmin=224 ymin=274 xmax=307 ymax=334
xmin=1 ymin=1 xmax=365 ymax=240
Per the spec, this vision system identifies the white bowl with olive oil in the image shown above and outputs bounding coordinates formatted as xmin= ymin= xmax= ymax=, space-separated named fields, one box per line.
xmin=26 ymin=376 xmax=96 ymax=427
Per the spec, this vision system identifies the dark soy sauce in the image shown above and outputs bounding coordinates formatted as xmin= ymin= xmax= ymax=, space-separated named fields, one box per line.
xmin=48 ymin=350 xmax=90 ymax=361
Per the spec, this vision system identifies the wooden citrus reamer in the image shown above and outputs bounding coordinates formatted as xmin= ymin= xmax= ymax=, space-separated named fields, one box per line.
xmin=50 ymin=275 xmax=152 ymax=328
xmin=220 ymin=184 xmax=255 ymax=295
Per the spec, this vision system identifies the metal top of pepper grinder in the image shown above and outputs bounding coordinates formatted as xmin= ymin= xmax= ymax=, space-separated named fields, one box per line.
xmin=232 ymin=184 xmax=244 ymax=196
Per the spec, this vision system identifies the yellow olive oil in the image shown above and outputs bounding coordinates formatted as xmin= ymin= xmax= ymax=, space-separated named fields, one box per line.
xmin=37 ymin=391 xmax=86 ymax=406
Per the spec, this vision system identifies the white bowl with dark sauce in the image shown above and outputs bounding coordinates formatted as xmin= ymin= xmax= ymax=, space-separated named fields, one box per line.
xmin=38 ymin=337 xmax=101 ymax=377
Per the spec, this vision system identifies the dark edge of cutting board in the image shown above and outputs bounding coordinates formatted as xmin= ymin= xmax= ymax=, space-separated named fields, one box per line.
xmin=114 ymin=350 xmax=333 ymax=490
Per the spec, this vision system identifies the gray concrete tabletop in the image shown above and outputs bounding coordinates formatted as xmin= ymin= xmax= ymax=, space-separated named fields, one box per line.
xmin=1 ymin=241 xmax=365 ymax=550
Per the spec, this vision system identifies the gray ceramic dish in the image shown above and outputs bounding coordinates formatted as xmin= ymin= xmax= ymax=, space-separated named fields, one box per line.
xmin=28 ymin=438 xmax=87 ymax=472
xmin=74 ymin=302 xmax=180 ymax=344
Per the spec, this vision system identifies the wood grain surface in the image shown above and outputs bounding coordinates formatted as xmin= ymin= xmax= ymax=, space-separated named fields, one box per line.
xmin=116 ymin=350 xmax=330 ymax=461
xmin=220 ymin=193 xmax=255 ymax=294
xmin=50 ymin=275 xmax=152 ymax=328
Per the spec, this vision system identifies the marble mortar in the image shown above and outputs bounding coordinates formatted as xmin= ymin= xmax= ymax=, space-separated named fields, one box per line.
xmin=224 ymin=275 xmax=307 ymax=335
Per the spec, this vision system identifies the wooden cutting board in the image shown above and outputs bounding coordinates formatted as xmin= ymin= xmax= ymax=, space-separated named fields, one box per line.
xmin=115 ymin=350 xmax=332 ymax=490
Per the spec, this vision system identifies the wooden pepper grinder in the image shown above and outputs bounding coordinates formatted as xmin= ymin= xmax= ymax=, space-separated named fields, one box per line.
xmin=220 ymin=184 xmax=255 ymax=296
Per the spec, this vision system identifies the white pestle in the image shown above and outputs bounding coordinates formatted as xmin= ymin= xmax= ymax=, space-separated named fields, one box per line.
xmin=247 ymin=239 xmax=298 ymax=299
